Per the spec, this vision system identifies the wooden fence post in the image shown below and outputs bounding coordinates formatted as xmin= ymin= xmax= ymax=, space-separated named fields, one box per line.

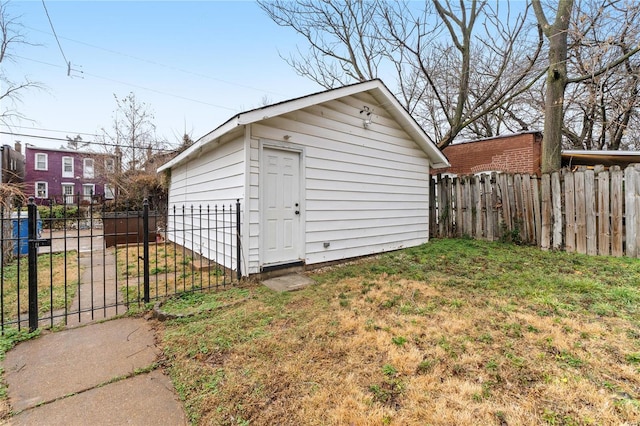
xmin=551 ymin=172 xmax=563 ymax=249
xmin=531 ymin=176 xmax=542 ymax=246
xmin=455 ymin=177 xmax=463 ymax=237
xmin=625 ymin=164 xmax=640 ymax=258
xmin=474 ymin=175 xmax=482 ymax=238
xmin=597 ymin=169 xmax=610 ymax=256
xmin=611 ymin=166 xmax=624 ymax=256
xmin=541 ymin=174 xmax=551 ymax=250
xmin=564 ymin=170 xmax=576 ymax=253
xmin=584 ymin=170 xmax=597 ymax=255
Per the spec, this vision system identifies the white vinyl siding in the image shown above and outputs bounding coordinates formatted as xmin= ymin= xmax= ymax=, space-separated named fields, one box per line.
xmin=249 ymin=93 xmax=430 ymax=269
xmin=167 ymin=133 xmax=245 ymax=270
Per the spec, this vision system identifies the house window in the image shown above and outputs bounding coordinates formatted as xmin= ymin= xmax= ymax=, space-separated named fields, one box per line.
xmin=83 ymin=158 xmax=94 ymax=178
xmin=105 ymin=158 xmax=115 ymax=173
xmin=62 ymin=157 xmax=74 ymax=178
xmin=82 ymin=184 xmax=95 ymax=203
xmin=35 ymin=181 xmax=48 ymax=199
xmin=35 ymin=153 xmax=48 ymax=171
xmin=10 ymin=159 xmax=16 ymax=171
xmin=62 ymin=183 xmax=75 ymax=204
xmin=104 ymin=184 xmax=115 ymax=200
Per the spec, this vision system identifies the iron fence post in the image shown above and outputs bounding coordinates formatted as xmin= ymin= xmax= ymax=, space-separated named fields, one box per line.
xmin=236 ymin=199 xmax=241 ymax=279
xmin=143 ymin=199 xmax=150 ymax=304
xmin=27 ymin=197 xmax=38 ymax=332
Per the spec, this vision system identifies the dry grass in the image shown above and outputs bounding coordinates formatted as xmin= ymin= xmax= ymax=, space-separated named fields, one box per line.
xmin=114 ymin=242 xmax=231 ymax=302
xmin=159 ymin=239 xmax=640 ymax=425
xmin=0 ymin=252 xmax=79 ymax=321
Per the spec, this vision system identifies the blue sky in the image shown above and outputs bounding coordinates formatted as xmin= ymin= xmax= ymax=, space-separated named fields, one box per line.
xmin=1 ymin=1 xmax=322 ymax=150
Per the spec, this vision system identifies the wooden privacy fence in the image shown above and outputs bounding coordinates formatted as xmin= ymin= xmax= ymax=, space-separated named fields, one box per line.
xmin=429 ymin=164 xmax=640 ymax=258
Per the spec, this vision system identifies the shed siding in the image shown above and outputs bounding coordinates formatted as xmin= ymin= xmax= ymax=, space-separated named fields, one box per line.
xmin=249 ymin=95 xmax=430 ymax=268
xmin=167 ymin=135 xmax=245 ymax=269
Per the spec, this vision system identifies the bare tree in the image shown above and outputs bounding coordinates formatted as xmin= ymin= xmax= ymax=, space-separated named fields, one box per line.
xmin=259 ymin=0 xmax=544 ymax=149
xmin=259 ymin=0 xmax=386 ymax=88
xmin=382 ymin=0 xmax=544 ymax=147
xmin=562 ymin=0 xmax=640 ymax=151
xmin=0 ymin=0 xmax=40 ymax=126
xmin=100 ymin=93 xmax=168 ymax=209
xmin=60 ymin=134 xmax=90 ymax=151
xmin=533 ymin=0 xmax=640 ymax=172
xmin=101 ymin=92 xmax=160 ymax=173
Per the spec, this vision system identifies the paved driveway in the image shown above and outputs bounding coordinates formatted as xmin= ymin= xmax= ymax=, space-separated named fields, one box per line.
xmin=38 ymin=228 xmax=104 ymax=254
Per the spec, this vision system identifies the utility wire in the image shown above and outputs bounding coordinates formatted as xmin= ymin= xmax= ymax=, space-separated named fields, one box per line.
xmin=14 ymin=54 xmax=242 ymax=113
xmin=25 ymin=25 xmax=288 ymax=98
xmin=1 ymin=125 xmax=101 ymax=138
xmin=41 ymin=0 xmax=71 ymax=75
xmin=0 ymin=131 xmax=179 ymax=152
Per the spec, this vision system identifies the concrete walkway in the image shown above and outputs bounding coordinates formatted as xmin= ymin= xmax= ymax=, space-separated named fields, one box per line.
xmin=2 ymin=230 xmax=187 ymax=425
xmin=2 ymin=317 xmax=187 ymax=425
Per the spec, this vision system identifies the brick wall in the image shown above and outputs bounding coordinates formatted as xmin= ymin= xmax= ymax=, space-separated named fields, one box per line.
xmin=434 ymin=132 xmax=542 ymax=176
xmin=24 ymin=146 xmax=113 ymax=204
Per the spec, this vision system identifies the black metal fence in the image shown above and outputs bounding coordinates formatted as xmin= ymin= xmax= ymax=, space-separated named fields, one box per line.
xmin=0 ymin=196 xmax=241 ymax=333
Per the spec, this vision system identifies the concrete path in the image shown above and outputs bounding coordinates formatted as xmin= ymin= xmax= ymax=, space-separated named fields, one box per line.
xmin=261 ymin=273 xmax=315 ymax=292
xmin=2 ymin=317 xmax=187 ymax=425
xmin=2 ymin=230 xmax=188 ymax=424
xmin=65 ymin=244 xmax=127 ymax=327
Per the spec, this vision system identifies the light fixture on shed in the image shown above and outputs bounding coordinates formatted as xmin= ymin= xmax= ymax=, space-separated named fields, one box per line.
xmin=360 ymin=106 xmax=373 ymax=129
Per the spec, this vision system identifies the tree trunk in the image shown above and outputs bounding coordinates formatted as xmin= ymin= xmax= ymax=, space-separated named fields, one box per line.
xmin=534 ymin=0 xmax=573 ymax=173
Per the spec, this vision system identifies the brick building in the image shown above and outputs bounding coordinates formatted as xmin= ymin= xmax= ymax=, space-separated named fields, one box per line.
xmin=434 ymin=131 xmax=542 ymax=176
xmin=24 ymin=145 xmax=117 ymax=205
xmin=0 ymin=142 xmax=25 ymax=184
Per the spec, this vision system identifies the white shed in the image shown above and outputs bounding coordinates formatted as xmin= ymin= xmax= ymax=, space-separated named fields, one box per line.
xmin=158 ymin=79 xmax=449 ymax=276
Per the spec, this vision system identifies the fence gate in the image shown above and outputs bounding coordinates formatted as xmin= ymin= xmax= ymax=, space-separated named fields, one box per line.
xmin=0 ymin=197 xmax=241 ymax=332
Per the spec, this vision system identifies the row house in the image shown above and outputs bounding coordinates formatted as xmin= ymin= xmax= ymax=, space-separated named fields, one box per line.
xmin=24 ymin=145 xmax=117 ymax=205
xmin=0 ymin=142 xmax=25 ymax=184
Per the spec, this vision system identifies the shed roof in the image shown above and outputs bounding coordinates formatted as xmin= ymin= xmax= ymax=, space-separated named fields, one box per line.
xmin=159 ymin=79 xmax=449 ymax=171
xmin=562 ymin=150 xmax=640 ymax=168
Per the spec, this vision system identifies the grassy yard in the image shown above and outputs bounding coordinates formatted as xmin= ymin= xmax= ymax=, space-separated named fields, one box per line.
xmin=0 ymin=252 xmax=79 ymax=322
xmin=158 ymin=239 xmax=640 ymax=425
xmin=114 ymin=242 xmax=231 ymax=303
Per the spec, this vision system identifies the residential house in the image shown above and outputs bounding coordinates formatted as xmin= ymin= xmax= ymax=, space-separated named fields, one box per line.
xmin=0 ymin=142 xmax=25 ymax=184
xmin=159 ymin=79 xmax=450 ymax=276
xmin=24 ymin=145 xmax=117 ymax=205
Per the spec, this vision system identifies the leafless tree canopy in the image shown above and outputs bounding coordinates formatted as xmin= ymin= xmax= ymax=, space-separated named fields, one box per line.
xmin=563 ymin=0 xmax=640 ymax=151
xmin=260 ymin=0 xmax=640 ymax=155
xmin=0 ymin=0 xmax=40 ymax=126
xmin=99 ymin=93 xmax=169 ymax=207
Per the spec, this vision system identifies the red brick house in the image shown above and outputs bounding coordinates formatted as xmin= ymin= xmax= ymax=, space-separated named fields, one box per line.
xmin=24 ymin=145 xmax=117 ymax=205
xmin=433 ymin=131 xmax=542 ymax=176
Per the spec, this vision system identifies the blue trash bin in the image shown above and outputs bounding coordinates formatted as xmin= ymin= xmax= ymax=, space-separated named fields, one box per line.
xmin=11 ymin=212 xmax=42 ymax=255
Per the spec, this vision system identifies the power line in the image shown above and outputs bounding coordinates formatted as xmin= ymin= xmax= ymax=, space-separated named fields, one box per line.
xmin=40 ymin=0 xmax=72 ymax=76
xmin=13 ymin=54 xmax=243 ymax=113
xmin=0 ymin=131 xmax=179 ymax=152
xmin=0 ymin=125 xmax=101 ymax=138
xmin=24 ymin=25 xmax=288 ymax=98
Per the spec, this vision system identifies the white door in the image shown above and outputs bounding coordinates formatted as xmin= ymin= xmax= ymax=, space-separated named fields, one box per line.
xmin=262 ymin=148 xmax=301 ymax=265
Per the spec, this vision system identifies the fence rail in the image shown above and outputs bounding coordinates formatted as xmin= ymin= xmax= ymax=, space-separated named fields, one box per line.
xmin=0 ymin=197 xmax=241 ymax=332
xmin=430 ymin=164 xmax=640 ymax=257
